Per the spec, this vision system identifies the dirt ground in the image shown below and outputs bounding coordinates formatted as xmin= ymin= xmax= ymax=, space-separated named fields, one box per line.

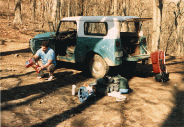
xmin=0 ymin=16 xmax=184 ymax=127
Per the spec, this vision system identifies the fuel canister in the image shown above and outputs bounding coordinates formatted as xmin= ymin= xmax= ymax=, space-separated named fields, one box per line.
xmin=25 ymin=58 xmax=35 ymax=68
xmin=35 ymin=65 xmax=40 ymax=73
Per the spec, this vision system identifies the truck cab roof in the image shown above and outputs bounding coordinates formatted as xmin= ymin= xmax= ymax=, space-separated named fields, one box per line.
xmin=60 ymin=16 xmax=152 ymax=22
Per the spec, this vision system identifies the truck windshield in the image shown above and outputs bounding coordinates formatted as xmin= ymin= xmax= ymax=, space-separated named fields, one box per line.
xmin=119 ymin=22 xmax=139 ymax=33
xmin=58 ymin=21 xmax=77 ymax=33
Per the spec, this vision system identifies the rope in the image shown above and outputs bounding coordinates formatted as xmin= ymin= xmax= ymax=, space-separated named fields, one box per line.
xmin=142 ymin=45 xmax=150 ymax=55
xmin=121 ymin=45 xmax=150 ymax=57
xmin=121 ymin=47 xmax=132 ymax=57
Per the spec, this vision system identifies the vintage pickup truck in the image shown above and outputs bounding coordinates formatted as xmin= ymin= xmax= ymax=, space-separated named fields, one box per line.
xmin=29 ymin=16 xmax=152 ymax=78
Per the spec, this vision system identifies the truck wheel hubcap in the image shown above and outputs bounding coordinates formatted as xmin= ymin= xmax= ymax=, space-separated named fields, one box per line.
xmin=93 ymin=62 xmax=102 ymax=73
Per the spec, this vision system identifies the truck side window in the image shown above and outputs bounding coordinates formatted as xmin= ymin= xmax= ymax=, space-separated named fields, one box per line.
xmin=84 ymin=22 xmax=107 ymax=36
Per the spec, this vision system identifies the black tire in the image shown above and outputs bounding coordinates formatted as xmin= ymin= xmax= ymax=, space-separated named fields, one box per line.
xmin=89 ymin=54 xmax=109 ymax=79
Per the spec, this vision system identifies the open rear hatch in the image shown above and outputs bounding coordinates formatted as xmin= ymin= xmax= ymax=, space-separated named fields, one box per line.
xmin=120 ymin=18 xmax=152 ymax=62
xmin=126 ymin=18 xmax=152 ymax=22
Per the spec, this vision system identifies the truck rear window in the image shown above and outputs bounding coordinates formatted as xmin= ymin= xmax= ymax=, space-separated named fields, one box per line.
xmin=84 ymin=22 xmax=107 ymax=36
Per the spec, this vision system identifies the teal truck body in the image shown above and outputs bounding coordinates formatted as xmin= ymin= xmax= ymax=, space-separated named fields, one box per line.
xmin=29 ymin=16 xmax=152 ymax=78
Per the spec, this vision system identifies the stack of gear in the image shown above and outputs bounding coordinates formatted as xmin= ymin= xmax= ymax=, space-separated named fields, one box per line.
xmin=150 ymin=51 xmax=169 ymax=82
xmin=111 ymin=75 xmax=129 ymax=94
xmin=78 ymin=75 xmax=129 ymax=103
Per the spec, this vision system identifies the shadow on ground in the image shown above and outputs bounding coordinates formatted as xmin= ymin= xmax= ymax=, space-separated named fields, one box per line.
xmin=161 ymin=58 xmax=184 ymax=126
xmin=2 ymin=57 xmax=183 ymax=126
xmin=1 ymin=71 xmax=88 ymax=109
xmin=161 ymin=87 xmax=184 ymax=127
xmin=0 ymin=48 xmax=31 ymax=56
xmin=31 ymin=94 xmax=105 ymax=127
xmin=108 ymin=62 xmax=154 ymax=80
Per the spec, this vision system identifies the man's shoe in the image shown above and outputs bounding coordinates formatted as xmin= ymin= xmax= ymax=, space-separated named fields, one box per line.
xmin=48 ymin=76 xmax=53 ymax=81
xmin=37 ymin=70 xmax=44 ymax=79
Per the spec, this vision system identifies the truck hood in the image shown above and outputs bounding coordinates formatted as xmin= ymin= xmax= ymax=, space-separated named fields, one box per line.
xmin=34 ymin=32 xmax=56 ymax=39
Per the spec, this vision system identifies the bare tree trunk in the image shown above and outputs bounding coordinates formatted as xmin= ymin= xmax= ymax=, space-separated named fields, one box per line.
xmin=13 ymin=0 xmax=22 ymax=24
xmin=8 ymin=0 xmax=10 ymax=21
xmin=45 ymin=0 xmax=49 ymax=22
xmin=42 ymin=0 xmax=46 ymax=23
xmin=176 ymin=19 xmax=180 ymax=55
xmin=85 ymin=0 xmax=87 ymax=16
xmin=30 ymin=0 xmax=36 ymax=21
xmin=58 ymin=0 xmax=61 ymax=20
xmin=121 ymin=0 xmax=126 ymax=16
xmin=37 ymin=0 xmax=41 ymax=22
xmin=93 ymin=0 xmax=97 ymax=16
xmin=175 ymin=0 xmax=183 ymax=56
xmin=75 ymin=0 xmax=78 ymax=16
xmin=182 ymin=28 xmax=184 ymax=56
xmin=114 ymin=0 xmax=118 ymax=16
xmin=152 ymin=0 xmax=159 ymax=52
xmin=56 ymin=0 xmax=60 ymax=26
xmin=110 ymin=0 xmax=114 ymax=15
xmin=37 ymin=0 xmax=42 ymax=29
xmin=52 ymin=0 xmax=57 ymax=21
xmin=81 ymin=0 xmax=84 ymax=16
xmin=68 ymin=0 xmax=70 ymax=17
xmin=157 ymin=0 xmax=163 ymax=50
xmin=60 ymin=0 xmax=63 ymax=18
xmin=102 ymin=0 xmax=105 ymax=16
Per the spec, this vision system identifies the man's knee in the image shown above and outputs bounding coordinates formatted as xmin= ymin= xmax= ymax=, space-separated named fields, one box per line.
xmin=48 ymin=64 xmax=55 ymax=72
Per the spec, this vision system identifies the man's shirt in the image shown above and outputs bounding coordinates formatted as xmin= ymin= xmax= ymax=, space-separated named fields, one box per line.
xmin=36 ymin=47 xmax=56 ymax=66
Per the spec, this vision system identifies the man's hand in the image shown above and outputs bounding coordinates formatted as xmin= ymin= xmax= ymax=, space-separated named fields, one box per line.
xmin=37 ymin=59 xmax=53 ymax=72
xmin=37 ymin=66 xmax=43 ymax=72
xmin=43 ymin=59 xmax=53 ymax=69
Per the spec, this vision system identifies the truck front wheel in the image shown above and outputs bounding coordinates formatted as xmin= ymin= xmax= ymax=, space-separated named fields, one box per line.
xmin=89 ymin=54 xmax=109 ymax=79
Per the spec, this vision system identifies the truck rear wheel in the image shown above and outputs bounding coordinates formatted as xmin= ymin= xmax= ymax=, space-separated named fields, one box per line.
xmin=89 ymin=54 xmax=109 ymax=79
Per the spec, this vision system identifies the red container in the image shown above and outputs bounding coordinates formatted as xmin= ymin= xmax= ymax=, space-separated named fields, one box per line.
xmin=150 ymin=51 xmax=165 ymax=74
xmin=25 ymin=58 xmax=35 ymax=68
xmin=35 ymin=65 xmax=40 ymax=73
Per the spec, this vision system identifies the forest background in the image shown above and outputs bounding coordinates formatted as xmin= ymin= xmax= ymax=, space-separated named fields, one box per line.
xmin=2 ymin=0 xmax=184 ymax=56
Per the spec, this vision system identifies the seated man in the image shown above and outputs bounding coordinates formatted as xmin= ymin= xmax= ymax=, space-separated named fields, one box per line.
xmin=33 ymin=41 xmax=56 ymax=80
